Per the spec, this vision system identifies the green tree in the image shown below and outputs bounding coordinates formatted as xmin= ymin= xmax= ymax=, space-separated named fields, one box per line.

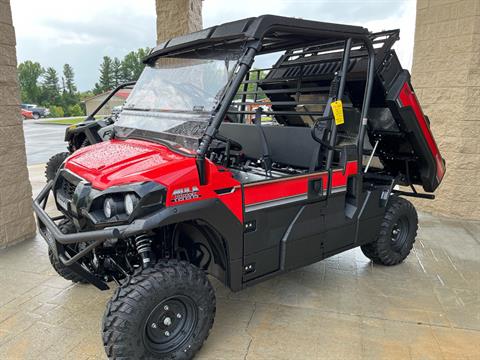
xmin=63 ymin=64 xmax=77 ymax=94
xmin=112 ymin=57 xmax=123 ymax=87
xmin=120 ymin=51 xmax=139 ymax=82
xmin=92 ymin=82 xmax=103 ymax=95
xmin=98 ymin=56 xmax=114 ymax=92
xmin=61 ymin=64 xmax=79 ymax=113
xmin=120 ymin=47 xmax=150 ymax=82
xmin=40 ymin=67 xmax=61 ymax=106
xmin=18 ymin=61 xmax=44 ymax=103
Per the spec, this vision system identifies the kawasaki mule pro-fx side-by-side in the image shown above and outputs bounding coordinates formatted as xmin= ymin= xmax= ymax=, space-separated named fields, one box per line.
xmin=34 ymin=16 xmax=445 ymax=359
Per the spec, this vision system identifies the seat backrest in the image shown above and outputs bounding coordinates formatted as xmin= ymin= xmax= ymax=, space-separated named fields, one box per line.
xmin=218 ymin=123 xmax=321 ymax=169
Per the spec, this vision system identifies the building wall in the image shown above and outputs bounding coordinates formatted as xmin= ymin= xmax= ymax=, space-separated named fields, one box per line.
xmin=410 ymin=0 xmax=480 ymax=220
xmin=85 ymin=95 xmax=125 ymax=116
xmin=0 ymin=0 xmax=36 ymax=248
xmin=155 ymin=0 xmax=202 ymax=43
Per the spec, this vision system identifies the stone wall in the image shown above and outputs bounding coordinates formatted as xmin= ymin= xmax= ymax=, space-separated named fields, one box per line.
xmin=411 ymin=0 xmax=480 ymax=220
xmin=0 ymin=0 xmax=36 ymax=248
xmin=155 ymin=0 xmax=202 ymax=44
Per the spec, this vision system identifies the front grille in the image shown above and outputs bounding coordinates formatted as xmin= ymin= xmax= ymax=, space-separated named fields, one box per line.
xmin=57 ymin=176 xmax=77 ymax=202
xmin=62 ymin=179 xmax=76 ymax=200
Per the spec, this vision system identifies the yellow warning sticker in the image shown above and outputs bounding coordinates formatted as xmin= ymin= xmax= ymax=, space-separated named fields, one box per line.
xmin=331 ymin=100 xmax=344 ymax=125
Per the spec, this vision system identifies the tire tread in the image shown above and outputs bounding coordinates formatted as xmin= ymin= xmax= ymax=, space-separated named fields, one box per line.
xmin=361 ymin=197 xmax=418 ymax=266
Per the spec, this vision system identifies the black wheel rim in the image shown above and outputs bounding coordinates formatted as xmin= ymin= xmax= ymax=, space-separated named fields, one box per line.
xmin=143 ymin=295 xmax=198 ymax=354
xmin=391 ymin=216 xmax=409 ymax=252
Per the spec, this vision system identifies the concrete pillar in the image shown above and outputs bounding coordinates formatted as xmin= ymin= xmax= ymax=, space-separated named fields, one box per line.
xmin=411 ymin=0 xmax=480 ymax=219
xmin=0 ymin=0 xmax=36 ymax=248
xmin=155 ymin=0 xmax=202 ymax=43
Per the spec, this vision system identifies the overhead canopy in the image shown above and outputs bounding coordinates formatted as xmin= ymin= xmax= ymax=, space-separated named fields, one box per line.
xmin=144 ymin=15 xmax=370 ymax=63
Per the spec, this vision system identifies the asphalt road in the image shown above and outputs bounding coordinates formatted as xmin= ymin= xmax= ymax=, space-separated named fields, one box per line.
xmin=23 ymin=122 xmax=69 ymax=165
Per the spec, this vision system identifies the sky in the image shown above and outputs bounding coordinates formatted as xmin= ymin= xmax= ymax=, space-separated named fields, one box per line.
xmin=11 ymin=0 xmax=417 ymax=91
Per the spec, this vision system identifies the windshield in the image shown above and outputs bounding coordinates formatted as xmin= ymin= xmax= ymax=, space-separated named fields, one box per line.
xmin=115 ymin=50 xmax=240 ymax=153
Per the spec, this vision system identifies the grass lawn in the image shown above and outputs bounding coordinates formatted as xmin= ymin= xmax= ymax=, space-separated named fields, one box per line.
xmin=44 ymin=115 xmax=103 ymax=125
xmin=44 ymin=116 xmax=87 ymax=125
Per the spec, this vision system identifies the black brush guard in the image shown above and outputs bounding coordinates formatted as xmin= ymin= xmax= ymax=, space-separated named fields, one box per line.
xmin=33 ymin=181 xmax=176 ymax=290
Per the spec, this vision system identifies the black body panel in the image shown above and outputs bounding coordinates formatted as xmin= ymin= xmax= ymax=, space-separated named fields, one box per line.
xmin=242 ymin=188 xmax=387 ymax=287
xmin=145 ymin=15 xmax=368 ymax=62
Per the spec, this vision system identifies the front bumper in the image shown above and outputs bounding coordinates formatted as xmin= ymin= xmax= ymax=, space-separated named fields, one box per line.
xmin=33 ymin=181 xmax=175 ymax=290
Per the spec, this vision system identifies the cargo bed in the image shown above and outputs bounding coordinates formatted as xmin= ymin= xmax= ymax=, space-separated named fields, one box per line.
xmin=261 ymin=30 xmax=445 ymax=192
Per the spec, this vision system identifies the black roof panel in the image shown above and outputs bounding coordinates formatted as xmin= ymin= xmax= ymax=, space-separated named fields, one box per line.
xmin=145 ymin=15 xmax=369 ymax=62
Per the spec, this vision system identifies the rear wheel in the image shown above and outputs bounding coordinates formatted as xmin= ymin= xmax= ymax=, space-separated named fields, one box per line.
xmin=361 ymin=197 xmax=418 ymax=266
xmin=45 ymin=152 xmax=70 ymax=181
xmin=33 ymin=113 xmax=40 ymax=120
xmin=102 ymin=260 xmax=215 ymax=360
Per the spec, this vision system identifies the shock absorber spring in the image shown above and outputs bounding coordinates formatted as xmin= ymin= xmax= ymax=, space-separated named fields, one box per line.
xmin=135 ymin=234 xmax=153 ymax=268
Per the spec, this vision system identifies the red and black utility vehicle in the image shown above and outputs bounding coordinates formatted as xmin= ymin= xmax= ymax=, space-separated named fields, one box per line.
xmin=34 ymin=16 xmax=445 ymax=360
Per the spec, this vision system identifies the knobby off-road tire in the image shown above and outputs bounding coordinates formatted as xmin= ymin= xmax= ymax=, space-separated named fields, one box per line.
xmin=45 ymin=151 xmax=70 ymax=181
xmin=102 ymin=260 xmax=216 ymax=360
xmin=48 ymin=220 xmax=88 ymax=283
xmin=361 ymin=196 xmax=418 ymax=266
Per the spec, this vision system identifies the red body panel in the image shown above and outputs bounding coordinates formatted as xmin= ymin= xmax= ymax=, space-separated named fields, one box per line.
xmin=244 ymin=161 xmax=357 ymax=208
xmin=398 ymin=83 xmax=445 ymax=182
xmin=65 ymin=139 xmax=358 ymax=224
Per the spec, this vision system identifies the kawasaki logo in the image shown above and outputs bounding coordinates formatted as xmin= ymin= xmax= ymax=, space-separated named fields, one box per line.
xmin=171 ymin=186 xmax=201 ymax=202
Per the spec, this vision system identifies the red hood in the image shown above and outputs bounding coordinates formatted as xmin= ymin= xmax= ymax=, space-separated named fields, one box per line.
xmin=65 ymin=139 xmax=197 ymax=190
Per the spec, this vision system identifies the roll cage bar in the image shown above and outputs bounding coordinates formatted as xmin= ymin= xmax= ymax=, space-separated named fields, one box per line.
xmin=85 ymin=81 xmax=136 ymax=122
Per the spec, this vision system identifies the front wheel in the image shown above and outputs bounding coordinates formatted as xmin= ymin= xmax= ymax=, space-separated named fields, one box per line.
xmin=361 ymin=196 xmax=418 ymax=266
xmin=102 ymin=260 xmax=216 ymax=360
xmin=45 ymin=151 xmax=70 ymax=181
xmin=48 ymin=220 xmax=89 ymax=284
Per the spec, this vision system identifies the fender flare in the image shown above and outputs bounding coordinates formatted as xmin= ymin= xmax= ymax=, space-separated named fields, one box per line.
xmin=147 ymin=199 xmax=244 ymax=290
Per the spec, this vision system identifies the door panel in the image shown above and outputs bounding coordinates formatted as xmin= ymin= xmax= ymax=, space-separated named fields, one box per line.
xmin=241 ymin=162 xmax=358 ymax=282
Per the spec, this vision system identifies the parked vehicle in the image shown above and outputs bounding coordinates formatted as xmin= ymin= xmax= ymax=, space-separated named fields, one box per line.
xmin=21 ymin=103 xmax=50 ymax=119
xmin=21 ymin=108 xmax=34 ymax=120
xmin=44 ymin=82 xmax=135 ymax=181
xmin=34 ymin=16 xmax=445 ymax=360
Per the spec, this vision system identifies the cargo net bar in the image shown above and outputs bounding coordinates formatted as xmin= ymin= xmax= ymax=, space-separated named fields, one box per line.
xmin=228 ymin=65 xmax=336 ymax=127
xmin=294 ymin=29 xmax=400 ymax=59
xmin=227 ymin=30 xmax=399 ymax=127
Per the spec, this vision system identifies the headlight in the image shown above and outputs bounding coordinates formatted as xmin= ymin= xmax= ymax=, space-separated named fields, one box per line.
xmin=103 ymin=197 xmax=124 ymax=219
xmin=124 ymin=193 xmax=139 ymax=216
xmin=103 ymin=198 xmax=113 ymax=218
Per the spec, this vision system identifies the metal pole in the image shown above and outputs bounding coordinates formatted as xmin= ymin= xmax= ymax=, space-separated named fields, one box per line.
xmin=357 ymin=39 xmax=376 ymax=175
xmin=196 ymin=43 xmax=260 ymax=184
xmin=239 ymin=71 xmax=250 ymax=124
xmin=325 ymin=38 xmax=352 ymax=169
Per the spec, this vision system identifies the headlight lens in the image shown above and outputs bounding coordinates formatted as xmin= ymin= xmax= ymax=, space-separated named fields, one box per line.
xmin=103 ymin=197 xmax=113 ymax=218
xmin=124 ymin=193 xmax=139 ymax=216
xmin=103 ymin=197 xmax=125 ymax=219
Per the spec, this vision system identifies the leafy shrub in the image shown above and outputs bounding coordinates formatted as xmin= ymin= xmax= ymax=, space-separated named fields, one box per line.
xmin=49 ymin=106 xmax=64 ymax=118
xmin=68 ymin=104 xmax=84 ymax=117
